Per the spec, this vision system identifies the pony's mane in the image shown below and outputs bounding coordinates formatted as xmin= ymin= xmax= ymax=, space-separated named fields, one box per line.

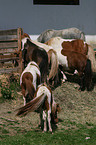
xmin=22 ymin=33 xmax=30 ymax=39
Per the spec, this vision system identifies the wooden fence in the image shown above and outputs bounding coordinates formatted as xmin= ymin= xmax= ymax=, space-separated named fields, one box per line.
xmin=0 ymin=28 xmax=23 ymax=74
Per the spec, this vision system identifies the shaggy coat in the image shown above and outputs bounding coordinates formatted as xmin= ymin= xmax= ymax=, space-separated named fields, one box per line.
xmin=17 ymin=83 xmax=61 ymax=132
xmin=20 ymin=61 xmax=41 ymax=105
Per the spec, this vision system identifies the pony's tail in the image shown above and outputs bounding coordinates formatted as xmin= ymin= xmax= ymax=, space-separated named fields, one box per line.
xmin=16 ymin=93 xmax=46 ymax=116
xmin=47 ymin=49 xmax=58 ymax=80
xmin=25 ymin=78 xmax=35 ymax=100
xmin=84 ymin=59 xmax=92 ymax=91
xmin=87 ymin=45 xmax=96 ymax=73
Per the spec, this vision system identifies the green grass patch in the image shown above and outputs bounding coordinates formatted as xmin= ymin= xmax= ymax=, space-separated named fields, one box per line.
xmin=0 ymin=125 xmax=96 ymax=145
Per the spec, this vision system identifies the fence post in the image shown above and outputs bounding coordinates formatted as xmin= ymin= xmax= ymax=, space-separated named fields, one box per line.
xmin=17 ymin=28 xmax=23 ymax=74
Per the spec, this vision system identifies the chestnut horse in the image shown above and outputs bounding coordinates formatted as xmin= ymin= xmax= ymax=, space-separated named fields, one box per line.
xmin=45 ymin=37 xmax=92 ymax=91
xmin=20 ymin=61 xmax=41 ymax=105
xmin=17 ymin=83 xmax=61 ymax=132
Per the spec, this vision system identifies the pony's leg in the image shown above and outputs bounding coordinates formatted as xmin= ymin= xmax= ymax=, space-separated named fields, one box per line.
xmin=60 ymin=70 xmax=67 ymax=83
xmin=23 ymin=96 xmax=26 ymax=106
xmin=37 ymin=74 xmax=41 ymax=88
xmin=39 ymin=111 xmax=43 ymax=129
xmin=48 ymin=110 xmax=52 ymax=132
xmin=74 ymin=70 xmax=78 ymax=74
xmin=84 ymin=59 xmax=92 ymax=91
xmin=79 ymin=74 xmax=85 ymax=91
xmin=43 ymin=111 xmax=47 ymax=132
xmin=21 ymin=84 xmax=26 ymax=105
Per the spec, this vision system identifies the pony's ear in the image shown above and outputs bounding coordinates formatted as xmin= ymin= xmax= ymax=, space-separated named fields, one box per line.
xmin=56 ymin=104 xmax=61 ymax=112
xmin=27 ymin=38 xmax=30 ymax=43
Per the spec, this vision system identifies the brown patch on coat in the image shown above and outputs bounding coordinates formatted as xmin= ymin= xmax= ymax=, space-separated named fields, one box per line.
xmin=21 ymin=72 xmax=35 ymax=101
xmin=61 ymin=49 xmax=87 ymax=76
xmin=62 ymin=39 xmax=88 ymax=55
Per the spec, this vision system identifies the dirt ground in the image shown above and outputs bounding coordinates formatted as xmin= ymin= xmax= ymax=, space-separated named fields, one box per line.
xmin=0 ymin=72 xmax=96 ymax=136
xmin=0 ymin=41 xmax=96 ymax=135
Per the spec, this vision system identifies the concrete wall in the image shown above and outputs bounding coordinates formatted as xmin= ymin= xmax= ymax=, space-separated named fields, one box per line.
xmin=0 ymin=0 xmax=96 ymax=35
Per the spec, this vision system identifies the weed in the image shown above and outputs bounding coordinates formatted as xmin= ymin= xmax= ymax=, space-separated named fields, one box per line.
xmin=2 ymin=128 xmax=9 ymax=134
xmin=1 ymin=87 xmax=12 ymax=99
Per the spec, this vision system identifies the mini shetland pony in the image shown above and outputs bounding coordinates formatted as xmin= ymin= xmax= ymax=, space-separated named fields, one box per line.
xmin=45 ymin=36 xmax=96 ymax=74
xmin=45 ymin=37 xmax=92 ymax=91
xmin=37 ymin=27 xmax=85 ymax=43
xmin=17 ymin=83 xmax=61 ymax=132
xmin=20 ymin=61 xmax=41 ymax=105
xmin=22 ymin=38 xmax=48 ymax=83
xmin=22 ymin=34 xmax=58 ymax=83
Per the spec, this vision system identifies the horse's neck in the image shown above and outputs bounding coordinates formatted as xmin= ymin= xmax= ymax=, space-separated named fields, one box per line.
xmin=52 ymin=99 xmax=56 ymax=112
xmin=30 ymin=40 xmax=52 ymax=52
xmin=21 ymin=37 xmax=28 ymax=50
xmin=22 ymin=37 xmax=28 ymax=44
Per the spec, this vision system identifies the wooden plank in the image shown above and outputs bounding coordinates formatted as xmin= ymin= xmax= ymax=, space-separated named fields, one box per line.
xmin=0 ymin=41 xmax=18 ymax=49
xmin=0 ymin=57 xmax=19 ymax=62
xmin=17 ymin=28 xmax=22 ymax=51
xmin=0 ymin=67 xmax=21 ymax=74
xmin=17 ymin=28 xmax=23 ymax=73
xmin=0 ymin=29 xmax=18 ymax=35
xmin=0 ymin=54 xmax=18 ymax=60
xmin=0 ymin=53 xmax=16 ymax=58
xmin=0 ymin=28 xmax=23 ymax=73
xmin=0 ymin=35 xmax=18 ymax=41
xmin=0 ymin=48 xmax=18 ymax=54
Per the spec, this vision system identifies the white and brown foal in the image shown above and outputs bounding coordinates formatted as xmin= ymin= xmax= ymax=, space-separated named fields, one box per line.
xmin=17 ymin=83 xmax=60 ymax=132
xmin=20 ymin=61 xmax=41 ymax=105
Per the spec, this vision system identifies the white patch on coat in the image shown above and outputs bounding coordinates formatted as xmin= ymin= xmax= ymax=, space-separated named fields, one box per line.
xmin=20 ymin=61 xmax=40 ymax=90
xmin=21 ymin=37 xmax=29 ymax=50
xmin=36 ymin=84 xmax=51 ymax=103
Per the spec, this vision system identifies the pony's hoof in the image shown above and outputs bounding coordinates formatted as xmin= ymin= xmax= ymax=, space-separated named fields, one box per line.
xmin=78 ymin=87 xmax=85 ymax=91
xmin=62 ymin=79 xmax=66 ymax=83
xmin=51 ymin=132 xmax=53 ymax=134
xmin=38 ymin=124 xmax=41 ymax=128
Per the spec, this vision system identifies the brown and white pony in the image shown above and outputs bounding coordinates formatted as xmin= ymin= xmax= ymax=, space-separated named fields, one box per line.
xmin=45 ymin=36 xmax=96 ymax=74
xmin=23 ymin=39 xmax=49 ymax=83
xmin=45 ymin=37 xmax=93 ymax=91
xmin=21 ymin=34 xmax=58 ymax=83
xmin=16 ymin=83 xmax=61 ymax=132
xmin=20 ymin=61 xmax=41 ymax=105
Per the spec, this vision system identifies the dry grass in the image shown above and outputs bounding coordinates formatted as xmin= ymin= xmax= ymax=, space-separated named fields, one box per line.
xmin=0 ymin=72 xmax=96 ymax=137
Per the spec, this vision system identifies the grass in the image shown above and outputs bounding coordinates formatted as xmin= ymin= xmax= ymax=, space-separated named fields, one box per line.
xmin=0 ymin=124 xmax=96 ymax=145
xmin=0 ymin=73 xmax=96 ymax=144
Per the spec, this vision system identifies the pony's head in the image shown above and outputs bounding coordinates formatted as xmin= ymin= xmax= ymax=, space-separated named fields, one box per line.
xmin=51 ymin=100 xmax=61 ymax=124
xmin=21 ymin=33 xmax=30 ymax=51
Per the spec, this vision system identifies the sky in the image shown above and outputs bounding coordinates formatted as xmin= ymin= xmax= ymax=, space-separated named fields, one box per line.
xmin=0 ymin=0 xmax=96 ymax=35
